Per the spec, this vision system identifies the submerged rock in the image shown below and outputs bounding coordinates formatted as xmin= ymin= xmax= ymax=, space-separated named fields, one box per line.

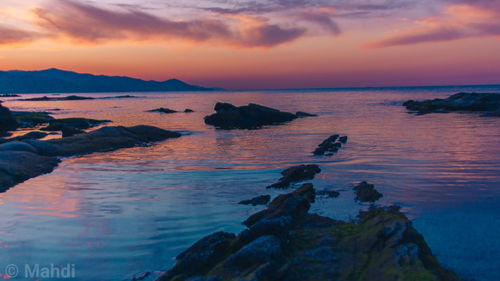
xmin=354 ymin=181 xmax=383 ymax=202
xmin=40 ymin=118 xmax=110 ymax=131
xmin=239 ymin=195 xmax=271 ymax=206
xmin=204 ymin=102 xmax=309 ymax=130
xmin=148 ymin=108 xmax=178 ymax=114
xmin=184 ymin=109 xmax=194 ymax=113
xmin=313 ymin=134 xmax=347 ymax=156
xmin=317 ymin=189 xmax=340 ymax=198
xmin=295 ymin=111 xmax=318 ymax=117
xmin=404 ymin=92 xmax=500 ymax=116
xmin=267 ymin=164 xmax=321 ymax=189
xmin=157 ymin=185 xmax=461 ymax=281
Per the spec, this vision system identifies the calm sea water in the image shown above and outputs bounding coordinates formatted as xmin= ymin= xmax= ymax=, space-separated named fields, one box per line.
xmin=1 ymin=86 xmax=499 ymax=281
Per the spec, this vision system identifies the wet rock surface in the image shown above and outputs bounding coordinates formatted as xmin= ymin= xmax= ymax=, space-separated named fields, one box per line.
xmin=404 ymin=92 xmax=500 ymax=116
xmin=267 ymin=164 xmax=321 ymax=189
xmin=157 ymin=185 xmax=461 ymax=281
xmin=354 ymin=181 xmax=383 ymax=202
xmin=0 ymin=147 xmax=60 ymax=192
xmin=313 ymin=134 xmax=348 ymax=156
xmin=239 ymin=195 xmax=271 ymax=206
xmin=204 ymin=103 xmax=312 ymax=130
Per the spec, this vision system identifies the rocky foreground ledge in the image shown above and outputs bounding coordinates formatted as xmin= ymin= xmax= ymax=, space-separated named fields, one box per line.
xmin=0 ymin=125 xmax=181 ymax=191
xmin=404 ymin=92 xmax=500 ymax=116
xmin=156 ymin=183 xmax=461 ymax=281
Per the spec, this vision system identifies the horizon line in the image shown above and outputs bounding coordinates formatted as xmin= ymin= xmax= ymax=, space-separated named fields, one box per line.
xmin=2 ymin=67 xmax=499 ymax=92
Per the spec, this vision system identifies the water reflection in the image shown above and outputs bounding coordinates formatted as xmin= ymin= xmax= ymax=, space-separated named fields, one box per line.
xmin=0 ymin=86 xmax=499 ymax=280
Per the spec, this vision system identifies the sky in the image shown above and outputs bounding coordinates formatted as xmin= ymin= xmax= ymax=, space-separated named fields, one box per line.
xmin=0 ymin=0 xmax=499 ymax=89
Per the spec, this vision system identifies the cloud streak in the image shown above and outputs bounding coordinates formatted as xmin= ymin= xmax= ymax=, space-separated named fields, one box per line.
xmin=0 ymin=25 xmax=37 ymax=45
xmin=33 ymin=0 xmax=308 ymax=47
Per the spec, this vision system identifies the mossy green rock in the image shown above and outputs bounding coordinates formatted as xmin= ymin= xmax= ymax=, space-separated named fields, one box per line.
xmin=13 ymin=111 xmax=54 ymax=127
xmin=158 ymin=186 xmax=461 ymax=281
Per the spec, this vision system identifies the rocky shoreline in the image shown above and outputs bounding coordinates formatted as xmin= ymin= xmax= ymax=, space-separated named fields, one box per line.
xmin=156 ymin=182 xmax=461 ymax=281
xmin=0 ymin=99 xmax=467 ymax=280
xmin=153 ymin=134 xmax=462 ymax=281
xmin=0 ymin=102 xmax=181 ymax=191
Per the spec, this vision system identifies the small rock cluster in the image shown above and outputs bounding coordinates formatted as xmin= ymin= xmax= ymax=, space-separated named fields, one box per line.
xmin=313 ymin=134 xmax=348 ymax=156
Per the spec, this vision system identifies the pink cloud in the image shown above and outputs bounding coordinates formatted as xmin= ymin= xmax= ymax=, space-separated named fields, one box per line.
xmin=0 ymin=25 xmax=37 ymax=45
xmin=367 ymin=2 xmax=500 ymax=48
xmin=33 ymin=0 xmax=306 ymax=47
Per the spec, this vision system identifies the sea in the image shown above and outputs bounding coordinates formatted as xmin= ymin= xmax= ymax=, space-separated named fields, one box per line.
xmin=0 ymin=85 xmax=499 ymax=281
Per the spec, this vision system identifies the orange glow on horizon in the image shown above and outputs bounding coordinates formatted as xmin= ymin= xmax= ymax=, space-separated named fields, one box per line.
xmin=0 ymin=1 xmax=498 ymax=89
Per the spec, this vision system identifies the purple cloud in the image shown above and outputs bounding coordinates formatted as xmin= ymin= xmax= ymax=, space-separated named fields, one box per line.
xmin=242 ymin=24 xmax=306 ymax=46
xmin=368 ymin=28 xmax=466 ymax=48
xmin=34 ymin=0 xmax=305 ymax=47
xmin=0 ymin=26 xmax=37 ymax=45
xmin=298 ymin=10 xmax=341 ymax=35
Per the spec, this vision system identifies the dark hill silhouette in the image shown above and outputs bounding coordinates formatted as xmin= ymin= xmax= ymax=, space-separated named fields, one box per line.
xmin=0 ymin=68 xmax=214 ymax=93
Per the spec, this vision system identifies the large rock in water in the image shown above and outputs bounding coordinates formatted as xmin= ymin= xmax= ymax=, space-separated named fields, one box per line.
xmin=204 ymin=103 xmax=312 ymax=129
xmin=403 ymin=92 xmax=500 ymax=116
xmin=156 ymin=185 xmax=461 ymax=281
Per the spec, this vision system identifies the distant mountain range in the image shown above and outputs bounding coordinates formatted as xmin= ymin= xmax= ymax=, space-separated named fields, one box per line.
xmin=0 ymin=68 xmax=215 ymax=93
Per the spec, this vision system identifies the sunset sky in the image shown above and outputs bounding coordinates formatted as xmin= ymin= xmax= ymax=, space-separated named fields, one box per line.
xmin=1 ymin=0 xmax=499 ymax=89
